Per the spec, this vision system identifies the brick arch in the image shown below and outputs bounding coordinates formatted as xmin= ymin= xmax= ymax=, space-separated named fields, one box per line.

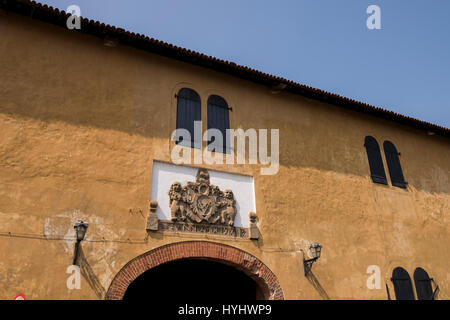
xmin=106 ymin=241 xmax=284 ymax=300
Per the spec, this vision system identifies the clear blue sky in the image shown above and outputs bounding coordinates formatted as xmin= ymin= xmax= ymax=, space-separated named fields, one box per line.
xmin=41 ymin=0 xmax=450 ymax=128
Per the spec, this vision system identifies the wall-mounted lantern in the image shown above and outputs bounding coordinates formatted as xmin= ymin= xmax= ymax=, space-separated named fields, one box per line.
xmin=303 ymin=242 xmax=322 ymax=276
xmin=73 ymin=220 xmax=89 ymax=265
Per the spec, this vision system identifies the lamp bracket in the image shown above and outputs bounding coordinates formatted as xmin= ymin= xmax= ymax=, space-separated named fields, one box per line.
xmin=303 ymin=257 xmax=318 ymax=276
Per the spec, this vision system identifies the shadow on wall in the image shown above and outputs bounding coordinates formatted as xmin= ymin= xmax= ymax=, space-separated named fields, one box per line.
xmin=1 ymin=13 xmax=449 ymax=195
xmin=306 ymin=271 xmax=330 ymax=300
xmin=76 ymin=246 xmax=106 ymax=300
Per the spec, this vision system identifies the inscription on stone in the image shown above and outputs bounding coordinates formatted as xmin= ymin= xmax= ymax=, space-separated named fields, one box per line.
xmin=159 ymin=221 xmax=248 ymax=239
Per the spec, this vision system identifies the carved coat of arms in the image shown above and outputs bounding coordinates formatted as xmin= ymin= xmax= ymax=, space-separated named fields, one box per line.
xmin=169 ymin=169 xmax=237 ymax=226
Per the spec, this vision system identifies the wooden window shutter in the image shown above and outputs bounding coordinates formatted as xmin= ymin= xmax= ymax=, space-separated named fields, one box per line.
xmin=391 ymin=267 xmax=415 ymax=300
xmin=364 ymin=136 xmax=388 ymax=185
xmin=383 ymin=141 xmax=407 ymax=188
xmin=176 ymin=88 xmax=201 ymax=148
xmin=414 ymin=268 xmax=433 ymax=300
xmin=207 ymin=95 xmax=230 ymax=153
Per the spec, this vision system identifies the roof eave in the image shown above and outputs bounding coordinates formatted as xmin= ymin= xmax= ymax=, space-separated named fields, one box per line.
xmin=1 ymin=0 xmax=448 ymax=137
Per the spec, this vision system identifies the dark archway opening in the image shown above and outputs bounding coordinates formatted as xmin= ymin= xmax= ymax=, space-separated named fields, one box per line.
xmin=123 ymin=258 xmax=265 ymax=300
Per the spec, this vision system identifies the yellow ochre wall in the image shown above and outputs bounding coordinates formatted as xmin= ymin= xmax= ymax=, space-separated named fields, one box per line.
xmin=0 ymin=11 xmax=448 ymax=300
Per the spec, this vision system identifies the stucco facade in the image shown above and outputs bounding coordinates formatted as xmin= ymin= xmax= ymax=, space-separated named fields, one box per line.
xmin=0 ymin=9 xmax=448 ymax=300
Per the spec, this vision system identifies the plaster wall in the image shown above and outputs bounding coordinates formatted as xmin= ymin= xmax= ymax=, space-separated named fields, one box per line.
xmin=0 ymin=11 xmax=448 ymax=300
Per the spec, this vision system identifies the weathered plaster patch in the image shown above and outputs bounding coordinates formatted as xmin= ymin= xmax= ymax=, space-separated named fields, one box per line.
xmin=294 ymin=239 xmax=318 ymax=260
xmin=43 ymin=209 xmax=120 ymax=291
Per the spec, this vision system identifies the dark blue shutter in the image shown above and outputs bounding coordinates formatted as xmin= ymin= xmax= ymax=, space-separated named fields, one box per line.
xmin=391 ymin=267 xmax=415 ymax=300
xmin=383 ymin=141 xmax=407 ymax=188
xmin=364 ymin=136 xmax=388 ymax=185
xmin=176 ymin=88 xmax=201 ymax=148
xmin=207 ymin=95 xmax=230 ymax=153
xmin=414 ymin=268 xmax=433 ymax=300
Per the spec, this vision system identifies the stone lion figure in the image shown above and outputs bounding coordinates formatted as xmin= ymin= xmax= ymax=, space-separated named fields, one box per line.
xmin=169 ymin=182 xmax=186 ymax=221
xmin=220 ymin=189 xmax=237 ymax=226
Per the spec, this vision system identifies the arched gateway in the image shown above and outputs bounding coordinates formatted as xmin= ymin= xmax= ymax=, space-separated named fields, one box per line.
xmin=106 ymin=241 xmax=284 ymax=300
